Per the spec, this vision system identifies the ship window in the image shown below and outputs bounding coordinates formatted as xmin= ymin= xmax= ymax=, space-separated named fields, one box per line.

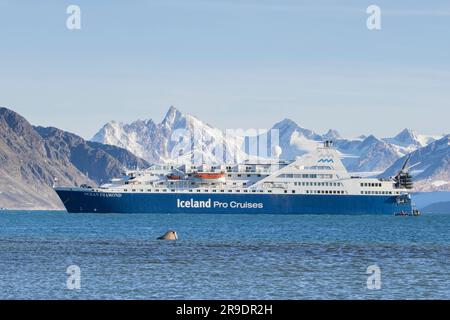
xmin=244 ymin=190 xmax=248 ymax=193
xmin=220 ymin=190 xmax=224 ymax=192
xmin=228 ymin=174 xmax=232 ymax=177
xmin=247 ymin=174 xmax=251 ymax=177
xmin=163 ymin=189 xmax=167 ymax=192
xmin=236 ymin=190 xmax=240 ymax=193
xmin=268 ymin=190 xmax=272 ymax=193
xmin=292 ymin=190 xmax=295 ymax=194
xmin=132 ymin=189 xmax=136 ymax=192
xmin=189 ymin=190 xmax=193 ymax=192
xmin=212 ymin=190 xmax=216 ymax=192
xmin=228 ymin=190 xmax=232 ymax=192
xmin=284 ymin=190 xmax=287 ymax=193
xmin=197 ymin=190 xmax=201 ymax=192
xmin=237 ymin=174 xmax=241 ymax=177
xmin=257 ymin=174 xmax=261 ymax=177
xmin=306 ymin=190 xmax=309 ymax=194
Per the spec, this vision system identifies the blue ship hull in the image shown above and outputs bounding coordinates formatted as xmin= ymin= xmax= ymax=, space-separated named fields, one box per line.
xmin=55 ymin=189 xmax=413 ymax=215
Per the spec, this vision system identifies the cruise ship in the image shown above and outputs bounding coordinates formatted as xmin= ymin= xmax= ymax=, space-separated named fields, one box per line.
xmin=54 ymin=141 xmax=416 ymax=215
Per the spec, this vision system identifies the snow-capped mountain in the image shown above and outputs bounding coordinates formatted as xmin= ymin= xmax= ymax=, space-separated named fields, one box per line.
xmin=383 ymin=128 xmax=439 ymax=155
xmin=92 ymin=106 xmax=250 ymax=165
xmin=92 ymin=106 xmax=444 ymax=176
xmin=270 ymin=118 xmax=323 ymax=160
xmin=337 ymin=135 xmax=401 ymax=172
xmin=267 ymin=122 xmax=414 ymax=173
xmin=381 ymin=135 xmax=450 ymax=191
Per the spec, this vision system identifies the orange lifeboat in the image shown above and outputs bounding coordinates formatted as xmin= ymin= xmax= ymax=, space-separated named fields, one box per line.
xmin=167 ymin=174 xmax=182 ymax=180
xmin=194 ymin=172 xmax=225 ymax=180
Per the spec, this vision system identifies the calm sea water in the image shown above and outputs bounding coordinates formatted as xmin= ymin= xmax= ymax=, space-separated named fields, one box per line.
xmin=0 ymin=211 xmax=449 ymax=300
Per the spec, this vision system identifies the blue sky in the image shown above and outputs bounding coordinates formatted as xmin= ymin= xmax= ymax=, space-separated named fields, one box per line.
xmin=0 ymin=0 xmax=449 ymax=139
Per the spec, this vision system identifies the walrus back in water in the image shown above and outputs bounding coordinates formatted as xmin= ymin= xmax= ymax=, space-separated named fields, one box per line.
xmin=157 ymin=230 xmax=178 ymax=240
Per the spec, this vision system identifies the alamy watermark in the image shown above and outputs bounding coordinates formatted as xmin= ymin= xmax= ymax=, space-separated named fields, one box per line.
xmin=366 ymin=264 xmax=381 ymax=290
xmin=367 ymin=5 xmax=381 ymax=30
xmin=168 ymin=127 xmax=281 ymax=166
xmin=66 ymin=265 xmax=81 ymax=290
xmin=66 ymin=5 xmax=81 ymax=30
